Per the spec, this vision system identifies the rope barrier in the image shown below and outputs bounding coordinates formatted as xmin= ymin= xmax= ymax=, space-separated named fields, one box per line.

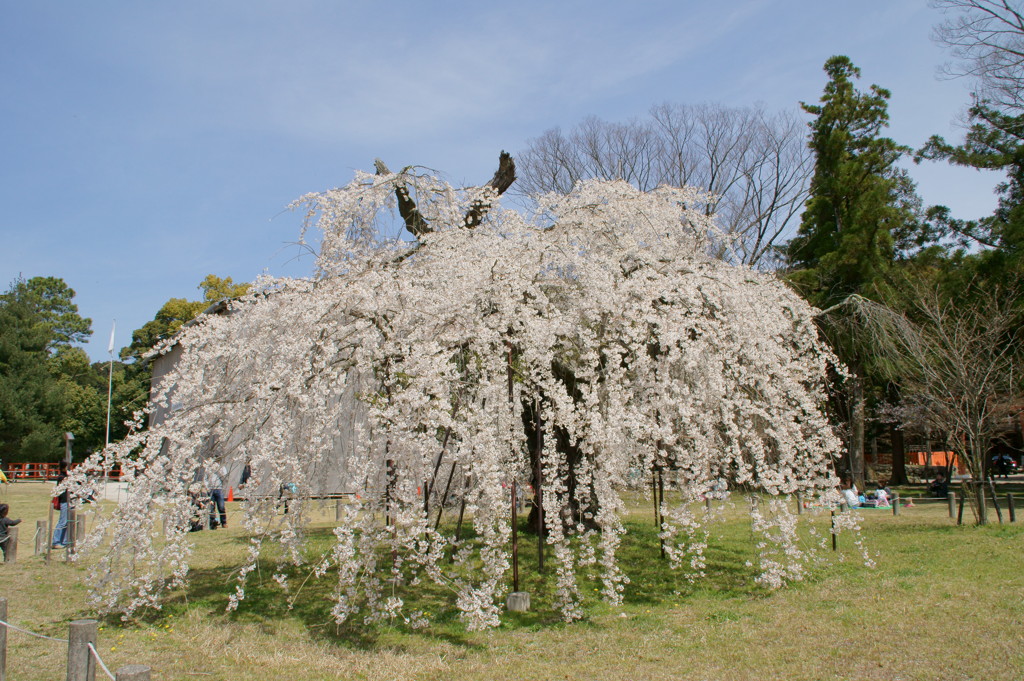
xmin=0 ymin=617 xmax=68 ymax=642
xmin=88 ymin=641 xmax=117 ymax=681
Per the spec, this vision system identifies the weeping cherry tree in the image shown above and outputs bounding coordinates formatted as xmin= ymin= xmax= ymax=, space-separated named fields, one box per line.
xmin=66 ymin=157 xmax=857 ymax=629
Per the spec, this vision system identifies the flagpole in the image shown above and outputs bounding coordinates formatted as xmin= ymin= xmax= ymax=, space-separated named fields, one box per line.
xmin=105 ymin=321 xmax=116 ymax=448
xmin=104 ymin=320 xmax=116 ymax=498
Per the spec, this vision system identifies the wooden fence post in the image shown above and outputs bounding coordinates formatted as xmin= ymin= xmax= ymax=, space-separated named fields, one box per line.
xmin=65 ymin=509 xmax=76 ymax=563
xmin=1007 ymin=493 xmax=1016 ymax=523
xmin=947 ymin=492 xmax=956 ymax=519
xmin=3 ymin=529 xmax=16 ymax=564
xmin=67 ymin=619 xmax=97 ymax=681
xmin=115 ymin=665 xmax=151 ymax=681
xmin=35 ymin=520 xmax=47 ymax=555
xmin=0 ymin=596 xmax=7 ymax=681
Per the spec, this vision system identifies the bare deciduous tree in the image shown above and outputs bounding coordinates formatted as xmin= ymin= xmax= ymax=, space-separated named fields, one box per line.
xmin=829 ymin=285 xmax=1023 ymax=523
xmin=933 ymin=0 xmax=1024 ymax=111
xmin=516 ymin=103 xmax=812 ymax=268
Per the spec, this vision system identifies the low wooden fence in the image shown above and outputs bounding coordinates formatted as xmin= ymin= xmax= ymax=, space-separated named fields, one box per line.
xmin=0 ymin=597 xmax=150 ymax=681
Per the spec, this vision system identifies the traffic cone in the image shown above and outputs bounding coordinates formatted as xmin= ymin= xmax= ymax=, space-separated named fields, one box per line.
xmin=227 ymin=487 xmax=234 ymax=502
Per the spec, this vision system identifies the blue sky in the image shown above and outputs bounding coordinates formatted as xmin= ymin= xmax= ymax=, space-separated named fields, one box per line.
xmin=1 ymin=1 xmax=1001 ymax=361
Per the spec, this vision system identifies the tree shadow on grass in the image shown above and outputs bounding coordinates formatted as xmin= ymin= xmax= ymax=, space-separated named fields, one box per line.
xmin=120 ymin=518 xmax=778 ymax=650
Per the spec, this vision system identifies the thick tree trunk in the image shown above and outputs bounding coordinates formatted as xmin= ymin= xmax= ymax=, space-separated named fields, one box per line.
xmin=849 ymin=377 xmax=866 ymax=491
xmin=973 ymin=438 xmax=989 ymax=525
xmin=890 ymin=425 xmax=908 ymax=485
xmin=523 ymin=362 xmax=600 ymax=535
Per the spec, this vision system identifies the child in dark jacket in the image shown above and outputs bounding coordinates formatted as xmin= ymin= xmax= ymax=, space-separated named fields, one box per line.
xmin=0 ymin=503 xmax=22 ymax=561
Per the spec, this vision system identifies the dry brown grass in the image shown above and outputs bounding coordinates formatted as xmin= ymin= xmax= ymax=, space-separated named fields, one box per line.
xmin=1 ymin=481 xmax=1021 ymax=680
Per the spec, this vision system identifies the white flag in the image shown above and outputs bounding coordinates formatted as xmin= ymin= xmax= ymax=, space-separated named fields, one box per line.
xmin=107 ymin=320 xmax=116 ymax=354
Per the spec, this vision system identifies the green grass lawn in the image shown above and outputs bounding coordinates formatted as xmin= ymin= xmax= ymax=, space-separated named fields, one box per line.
xmin=1 ymin=481 xmax=1021 ymax=680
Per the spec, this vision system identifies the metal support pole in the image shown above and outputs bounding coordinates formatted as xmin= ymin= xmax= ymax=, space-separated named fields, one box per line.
xmin=67 ymin=619 xmax=97 ymax=681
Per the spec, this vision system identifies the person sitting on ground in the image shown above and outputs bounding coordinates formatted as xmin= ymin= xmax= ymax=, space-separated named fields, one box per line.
xmin=866 ymin=483 xmax=890 ymax=507
xmin=928 ymin=473 xmax=949 ymax=498
xmin=0 ymin=503 xmax=22 ymax=560
xmin=840 ymin=478 xmax=860 ymax=508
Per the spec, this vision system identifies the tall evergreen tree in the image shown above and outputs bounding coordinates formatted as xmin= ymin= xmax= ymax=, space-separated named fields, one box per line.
xmin=788 ymin=56 xmax=919 ymax=308
xmin=787 ymin=56 xmax=921 ymax=488
xmin=917 ymin=103 xmax=1024 ymax=291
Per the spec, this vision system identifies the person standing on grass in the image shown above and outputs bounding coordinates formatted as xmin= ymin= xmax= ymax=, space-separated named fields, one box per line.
xmin=0 ymin=503 xmax=21 ymax=560
xmin=207 ymin=464 xmax=228 ymax=529
xmin=51 ymin=461 xmax=70 ymax=547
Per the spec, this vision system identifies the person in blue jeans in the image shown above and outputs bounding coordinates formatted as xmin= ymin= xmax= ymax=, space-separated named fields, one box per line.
xmin=52 ymin=461 xmax=70 ymax=547
xmin=207 ymin=464 xmax=228 ymax=529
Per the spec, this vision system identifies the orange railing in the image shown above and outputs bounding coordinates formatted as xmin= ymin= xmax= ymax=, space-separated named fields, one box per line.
xmin=3 ymin=462 xmax=121 ymax=480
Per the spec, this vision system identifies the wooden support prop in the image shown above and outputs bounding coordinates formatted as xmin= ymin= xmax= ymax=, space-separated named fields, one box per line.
xmin=796 ymin=492 xmax=803 ymax=515
xmin=335 ymin=500 xmax=342 ymax=522
xmin=3 ymin=528 xmax=16 ymax=564
xmin=66 ymin=619 xmax=97 ymax=681
xmin=115 ymin=665 xmax=151 ymax=681
xmin=384 ymin=459 xmax=396 ymax=527
xmin=948 ymin=492 xmax=956 ymax=519
xmin=1008 ymin=493 xmax=1016 ymax=523
xmin=651 ymin=473 xmax=659 ymax=528
xmin=957 ymin=487 xmax=965 ymax=526
xmin=76 ymin=515 xmax=86 ymax=542
xmin=657 ymin=468 xmax=666 ymax=559
xmin=704 ymin=497 xmax=712 ymax=512
xmin=0 ymin=596 xmax=7 ymax=681
xmin=35 ymin=520 xmax=47 ymax=555
xmin=533 ymin=396 xmax=544 ymax=572
xmin=892 ymin=493 xmax=900 ymax=516
xmin=511 ymin=481 xmax=519 ymax=593
xmin=831 ymin=510 xmax=837 ymax=552
xmin=433 ymin=461 xmax=457 ymax=531
xmin=988 ymin=479 xmax=1004 ymax=524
